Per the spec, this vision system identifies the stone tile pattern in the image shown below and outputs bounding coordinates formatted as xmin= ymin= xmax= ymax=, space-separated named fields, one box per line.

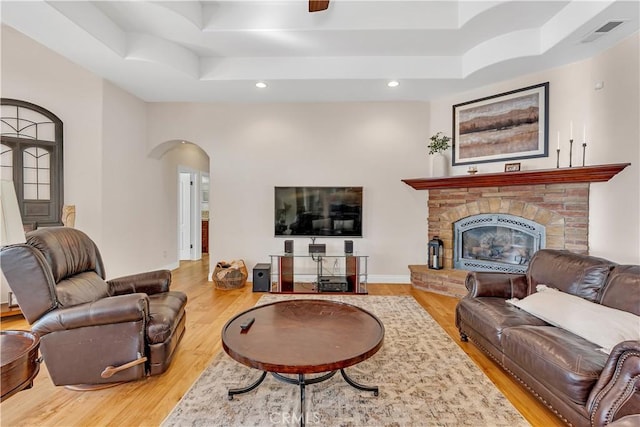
xmin=411 ymin=183 xmax=590 ymax=297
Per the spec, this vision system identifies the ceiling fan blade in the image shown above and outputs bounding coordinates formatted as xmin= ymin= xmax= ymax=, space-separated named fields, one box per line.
xmin=309 ymin=0 xmax=330 ymax=12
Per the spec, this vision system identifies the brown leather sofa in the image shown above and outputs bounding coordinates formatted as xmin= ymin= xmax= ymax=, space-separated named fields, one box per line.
xmin=0 ymin=227 xmax=187 ymax=387
xmin=455 ymin=249 xmax=639 ymax=426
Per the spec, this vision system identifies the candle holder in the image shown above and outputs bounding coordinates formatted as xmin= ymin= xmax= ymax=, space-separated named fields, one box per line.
xmin=556 ymin=148 xmax=560 ymax=168
xmin=582 ymin=143 xmax=587 ymax=167
xmin=569 ymin=139 xmax=573 ymax=167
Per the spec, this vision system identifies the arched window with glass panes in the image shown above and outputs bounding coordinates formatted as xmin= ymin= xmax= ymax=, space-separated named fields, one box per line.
xmin=1 ymin=99 xmax=63 ymax=228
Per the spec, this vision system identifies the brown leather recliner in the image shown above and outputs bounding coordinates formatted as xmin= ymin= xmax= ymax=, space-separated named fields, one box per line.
xmin=0 ymin=227 xmax=187 ymax=387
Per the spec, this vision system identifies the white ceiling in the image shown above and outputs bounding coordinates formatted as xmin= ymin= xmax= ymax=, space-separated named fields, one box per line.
xmin=2 ymin=1 xmax=639 ymax=103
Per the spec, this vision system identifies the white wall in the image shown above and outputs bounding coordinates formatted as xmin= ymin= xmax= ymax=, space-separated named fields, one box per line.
xmin=587 ymin=33 xmax=640 ymax=263
xmin=429 ymin=32 xmax=640 ymax=263
xmin=148 ymin=102 xmax=431 ymax=282
xmin=0 ymin=26 xmax=182 ymax=281
xmin=1 ymin=25 xmax=104 ymax=242
xmin=101 ymin=81 xmax=181 ymax=276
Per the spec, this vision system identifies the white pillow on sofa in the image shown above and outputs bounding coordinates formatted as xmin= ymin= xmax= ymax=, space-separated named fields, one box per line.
xmin=507 ymin=285 xmax=640 ymax=353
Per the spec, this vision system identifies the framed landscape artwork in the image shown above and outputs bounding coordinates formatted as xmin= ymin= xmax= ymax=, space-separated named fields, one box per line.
xmin=452 ymin=82 xmax=549 ymax=165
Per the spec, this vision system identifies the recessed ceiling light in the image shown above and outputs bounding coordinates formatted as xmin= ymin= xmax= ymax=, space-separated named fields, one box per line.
xmin=256 ymin=82 xmax=267 ymax=89
xmin=387 ymin=80 xmax=400 ymax=88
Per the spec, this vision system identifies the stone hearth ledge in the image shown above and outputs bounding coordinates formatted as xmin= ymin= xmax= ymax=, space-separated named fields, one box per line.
xmin=409 ymin=265 xmax=468 ymax=298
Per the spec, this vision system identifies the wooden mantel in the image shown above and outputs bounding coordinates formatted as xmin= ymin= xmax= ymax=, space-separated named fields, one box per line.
xmin=402 ymin=163 xmax=630 ymax=190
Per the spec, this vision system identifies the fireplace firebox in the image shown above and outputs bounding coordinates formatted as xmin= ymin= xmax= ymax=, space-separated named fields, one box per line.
xmin=454 ymin=214 xmax=545 ymax=273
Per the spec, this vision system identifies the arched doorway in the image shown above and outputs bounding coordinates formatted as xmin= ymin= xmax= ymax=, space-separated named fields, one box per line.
xmin=149 ymin=139 xmax=210 ymax=263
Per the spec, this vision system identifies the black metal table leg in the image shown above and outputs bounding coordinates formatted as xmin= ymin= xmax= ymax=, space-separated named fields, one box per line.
xmin=340 ymin=368 xmax=379 ymax=396
xmin=299 ymin=374 xmax=305 ymax=427
xmin=229 ymin=368 xmax=377 ymax=425
xmin=271 ymin=371 xmax=336 ymax=386
xmin=272 ymin=372 xmax=336 ymax=427
xmin=228 ymin=371 xmax=267 ymax=400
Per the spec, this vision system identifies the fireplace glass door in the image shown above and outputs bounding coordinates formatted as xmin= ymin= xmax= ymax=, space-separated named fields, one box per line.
xmin=454 ymin=214 xmax=545 ymax=273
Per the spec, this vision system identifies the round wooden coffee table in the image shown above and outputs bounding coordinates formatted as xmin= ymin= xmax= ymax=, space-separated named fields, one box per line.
xmin=222 ymin=299 xmax=384 ymax=426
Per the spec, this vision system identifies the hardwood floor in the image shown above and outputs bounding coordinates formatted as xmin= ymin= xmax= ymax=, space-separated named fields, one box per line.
xmin=0 ymin=256 xmax=563 ymax=426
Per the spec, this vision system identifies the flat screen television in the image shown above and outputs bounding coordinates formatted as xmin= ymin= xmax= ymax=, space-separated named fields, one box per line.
xmin=274 ymin=186 xmax=363 ymax=237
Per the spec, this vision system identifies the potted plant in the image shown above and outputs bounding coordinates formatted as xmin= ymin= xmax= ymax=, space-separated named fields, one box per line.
xmin=427 ymin=131 xmax=451 ymax=154
xmin=427 ymin=132 xmax=451 ymax=176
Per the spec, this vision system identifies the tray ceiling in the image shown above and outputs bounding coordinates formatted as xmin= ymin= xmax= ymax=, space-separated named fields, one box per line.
xmin=2 ymin=0 xmax=638 ymax=102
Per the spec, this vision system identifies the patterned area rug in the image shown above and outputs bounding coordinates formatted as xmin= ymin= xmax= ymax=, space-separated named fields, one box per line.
xmin=162 ymin=295 xmax=528 ymax=426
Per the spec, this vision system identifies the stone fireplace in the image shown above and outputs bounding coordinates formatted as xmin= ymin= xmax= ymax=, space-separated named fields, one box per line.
xmin=405 ymin=164 xmax=629 ymax=297
xmin=409 ymin=183 xmax=588 ymax=297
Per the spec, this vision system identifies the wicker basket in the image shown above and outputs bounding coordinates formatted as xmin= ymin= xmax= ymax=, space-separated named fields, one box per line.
xmin=212 ymin=260 xmax=248 ymax=290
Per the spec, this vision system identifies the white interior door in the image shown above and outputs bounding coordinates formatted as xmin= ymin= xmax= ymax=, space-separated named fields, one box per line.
xmin=179 ymin=172 xmax=192 ymax=260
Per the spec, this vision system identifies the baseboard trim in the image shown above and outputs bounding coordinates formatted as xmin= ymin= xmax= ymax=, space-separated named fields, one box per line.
xmin=367 ymin=275 xmax=410 ymax=284
xmin=164 ymin=261 xmax=180 ymax=271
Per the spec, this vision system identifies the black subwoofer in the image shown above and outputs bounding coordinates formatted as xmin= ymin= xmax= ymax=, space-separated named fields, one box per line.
xmin=252 ymin=263 xmax=271 ymax=292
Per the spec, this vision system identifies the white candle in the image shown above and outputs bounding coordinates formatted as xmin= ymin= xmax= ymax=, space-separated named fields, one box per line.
xmin=570 ymin=121 xmax=573 ymax=140
xmin=557 ymin=131 xmax=560 ymax=149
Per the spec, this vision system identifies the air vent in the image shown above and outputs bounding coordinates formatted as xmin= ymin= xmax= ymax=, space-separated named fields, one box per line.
xmin=581 ymin=20 xmax=625 ymax=43
xmin=595 ymin=20 xmax=624 ymax=33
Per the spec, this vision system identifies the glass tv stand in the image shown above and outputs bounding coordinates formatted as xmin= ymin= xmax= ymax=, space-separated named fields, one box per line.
xmin=269 ymin=254 xmax=368 ymax=294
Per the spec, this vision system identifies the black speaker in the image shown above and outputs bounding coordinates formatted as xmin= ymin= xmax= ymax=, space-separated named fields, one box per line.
xmin=284 ymin=239 xmax=294 ymax=254
xmin=252 ymin=263 xmax=271 ymax=292
xmin=344 ymin=240 xmax=353 ymax=254
xmin=309 ymin=243 xmax=326 ymax=255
